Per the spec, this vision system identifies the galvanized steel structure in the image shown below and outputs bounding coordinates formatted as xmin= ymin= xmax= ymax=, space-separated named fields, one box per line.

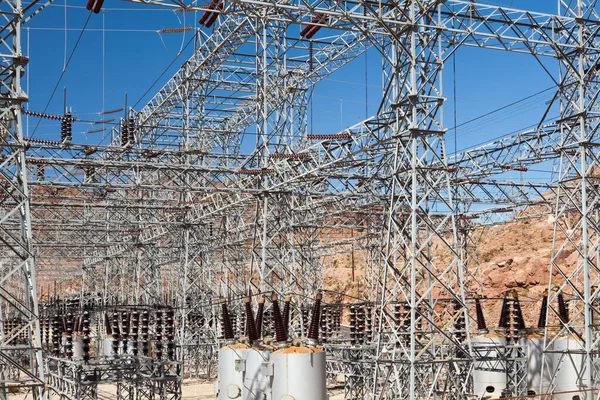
xmin=3 ymin=0 xmax=600 ymax=398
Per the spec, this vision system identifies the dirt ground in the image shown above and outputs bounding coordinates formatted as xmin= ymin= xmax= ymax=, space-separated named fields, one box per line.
xmin=8 ymin=380 xmax=345 ymax=399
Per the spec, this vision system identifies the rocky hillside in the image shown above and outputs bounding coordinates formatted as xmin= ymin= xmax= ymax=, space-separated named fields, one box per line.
xmin=323 ymin=215 xmax=574 ymax=329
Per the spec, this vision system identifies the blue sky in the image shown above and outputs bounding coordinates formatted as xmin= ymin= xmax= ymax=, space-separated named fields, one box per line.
xmin=24 ymin=0 xmax=561 ymax=179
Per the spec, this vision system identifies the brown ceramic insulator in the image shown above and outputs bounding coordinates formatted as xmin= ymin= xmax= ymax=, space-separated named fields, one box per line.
xmin=498 ymin=296 xmax=510 ymax=329
xmin=350 ymin=305 xmax=357 ymax=346
xmin=474 ymin=295 xmax=488 ymax=332
xmin=155 ymin=311 xmax=163 ymax=360
xmin=255 ymin=297 xmax=265 ymax=338
xmin=271 ymin=294 xmax=287 ymax=342
xmin=244 ymin=297 xmax=259 ymax=342
xmin=141 ymin=310 xmax=150 ymax=357
xmin=104 ymin=313 xmax=112 ymax=336
xmin=307 ymin=292 xmax=323 ymax=341
xmin=453 ymin=300 xmax=466 ymax=341
xmin=82 ymin=311 xmax=90 ymax=363
xmin=220 ymin=298 xmax=235 ymax=340
xmin=131 ymin=311 xmax=140 ymax=356
xmin=166 ymin=308 xmax=175 ymax=360
xmin=282 ymin=295 xmax=291 ymax=337
xmin=513 ymin=294 xmax=526 ymax=331
xmin=52 ymin=314 xmax=60 ymax=356
xmin=558 ymin=293 xmax=569 ymax=323
xmin=537 ymin=290 xmax=548 ymax=329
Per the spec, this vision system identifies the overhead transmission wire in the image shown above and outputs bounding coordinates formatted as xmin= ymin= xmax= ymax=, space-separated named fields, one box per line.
xmin=30 ymin=11 xmax=93 ymax=137
xmin=131 ymin=33 xmax=196 ymax=110
xmin=447 ymin=85 xmax=555 ymax=138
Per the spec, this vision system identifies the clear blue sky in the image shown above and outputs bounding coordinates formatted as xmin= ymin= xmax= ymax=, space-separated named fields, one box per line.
xmin=25 ymin=0 xmax=561 ymax=185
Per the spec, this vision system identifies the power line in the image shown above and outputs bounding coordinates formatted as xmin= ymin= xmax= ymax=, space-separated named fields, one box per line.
xmin=30 ymin=11 xmax=93 ymax=137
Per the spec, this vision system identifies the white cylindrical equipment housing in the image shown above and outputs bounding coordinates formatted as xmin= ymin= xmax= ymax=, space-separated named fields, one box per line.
xmin=520 ymin=334 xmax=553 ymax=395
xmin=472 ymin=334 xmax=507 ymax=399
xmin=271 ymin=347 xmax=327 ymax=400
xmin=552 ymin=335 xmax=590 ymax=400
xmin=217 ymin=344 xmax=249 ymax=400
xmin=243 ymin=346 xmax=272 ymax=400
xmin=102 ymin=338 xmax=116 ymax=359
xmin=72 ymin=335 xmax=84 ymax=359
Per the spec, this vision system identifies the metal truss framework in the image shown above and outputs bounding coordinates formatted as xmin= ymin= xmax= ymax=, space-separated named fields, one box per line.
xmin=10 ymin=0 xmax=600 ymax=398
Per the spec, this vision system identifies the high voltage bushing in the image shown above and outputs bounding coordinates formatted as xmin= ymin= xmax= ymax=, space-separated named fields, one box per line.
xmin=320 ymin=306 xmax=328 ymax=343
xmin=453 ymin=300 xmax=466 ymax=343
xmin=82 ymin=310 xmax=90 ymax=363
xmin=307 ymin=292 xmax=323 ymax=343
xmin=498 ymin=296 xmax=510 ymax=330
xmin=282 ymin=295 xmax=291 ymax=337
xmin=244 ymin=297 xmax=259 ymax=343
xmin=557 ymin=293 xmax=569 ymax=324
xmin=271 ymin=294 xmax=288 ymax=343
xmin=121 ymin=312 xmax=130 ymax=355
xmin=131 ymin=311 xmax=140 ymax=357
xmin=166 ymin=308 xmax=175 ymax=360
xmin=255 ymin=296 xmax=265 ymax=338
xmin=474 ymin=294 xmax=488 ymax=333
xmin=141 ymin=310 xmax=150 ymax=357
xmin=220 ymin=298 xmax=234 ymax=341
xmin=512 ymin=291 xmax=526 ymax=333
xmin=156 ymin=310 xmax=163 ymax=360
xmin=537 ymin=290 xmax=548 ymax=329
